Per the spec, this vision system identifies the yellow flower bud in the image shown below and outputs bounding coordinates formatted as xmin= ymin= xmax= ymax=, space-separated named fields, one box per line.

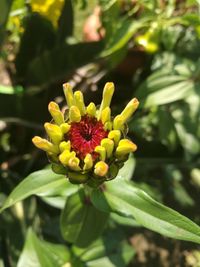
xmin=74 ymin=90 xmax=86 ymax=115
xmin=60 ymin=123 xmax=71 ymax=134
xmin=94 ymin=161 xmax=109 ymax=177
xmin=48 ymin=101 xmax=64 ymax=125
xmin=113 ymin=115 xmax=124 ymax=130
xmin=104 ymin=121 xmax=112 ymax=131
xmin=59 ymin=150 xmax=75 ymax=166
xmin=68 ymin=157 xmax=81 ymax=171
xmin=101 ymin=107 xmax=111 ymax=124
xmin=120 ymin=98 xmax=139 ymax=122
xmin=83 ymin=154 xmax=93 ymax=170
xmin=101 ymin=138 xmax=114 ymax=158
xmin=63 ymin=83 xmax=74 ymax=108
xmin=94 ymin=146 xmax=106 ymax=161
xmin=115 ymin=139 xmax=137 ymax=158
xmin=86 ymin=102 xmax=96 ymax=117
xmin=108 ymin=130 xmax=121 ymax=146
xmin=44 ymin=123 xmax=63 ymax=144
xmin=32 ymin=136 xmax=59 ymax=154
xmin=69 ymin=106 xmax=81 ymax=122
xmin=98 ymin=82 xmax=114 ymax=120
xmin=59 ymin=141 xmax=71 ymax=152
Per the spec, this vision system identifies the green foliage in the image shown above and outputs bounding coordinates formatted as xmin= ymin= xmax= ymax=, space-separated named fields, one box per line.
xmin=60 ymin=188 xmax=109 ymax=247
xmin=91 ymin=178 xmax=200 ymax=244
xmin=17 ymin=229 xmax=70 ymax=267
xmin=0 ymin=0 xmax=13 ymax=48
xmin=1 ymin=0 xmax=200 ymax=266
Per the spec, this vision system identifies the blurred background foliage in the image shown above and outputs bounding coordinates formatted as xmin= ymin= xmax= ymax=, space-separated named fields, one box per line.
xmin=0 ymin=0 xmax=200 ymax=266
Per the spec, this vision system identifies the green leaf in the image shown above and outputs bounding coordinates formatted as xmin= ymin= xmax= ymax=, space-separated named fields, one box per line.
xmin=15 ymin=13 xmax=56 ymax=79
xmin=72 ymin=229 xmax=135 ymax=267
xmin=91 ymin=179 xmax=200 ymax=244
xmin=26 ymin=41 xmax=103 ymax=87
xmin=17 ymin=229 xmax=70 ymax=267
xmin=57 ymin=0 xmax=74 ymax=43
xmin=0 ymin=169 xmax=72 ymax=213
xmin=0 ymin=0 xmax=13 ymax=48
xmin=60 ymin=189 xmax=109 ymax=247
xmin=102 ymin=19 xmax=147 ymax=57
xmin=116 ymin=155 xmax=135 ymax=181
xmin=144 ymin=80 xmax=194 ymax=107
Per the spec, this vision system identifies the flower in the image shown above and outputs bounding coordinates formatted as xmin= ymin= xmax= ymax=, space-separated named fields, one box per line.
xmin=30 ymin=0 xmax=64 ymax=28
xmin=32 ymin=82 xmax=139 ymax=187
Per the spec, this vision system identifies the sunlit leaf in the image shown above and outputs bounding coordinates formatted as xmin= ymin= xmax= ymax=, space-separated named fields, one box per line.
xmin=61 ymin=189 xmax=109 ymax=247
xmin=91 ymin=179 xmax=200 ymax=244
xmin=0 ymin=169 xmax=73 ymax=213
xmin=17 ymin=229 xmax=70 ymax=267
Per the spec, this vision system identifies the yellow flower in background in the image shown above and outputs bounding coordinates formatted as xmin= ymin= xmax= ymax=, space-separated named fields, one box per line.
xmin=32 ymin=82 xmax=139 ymax=187
xmin=30 ymin=0 xmax=64 ymax=28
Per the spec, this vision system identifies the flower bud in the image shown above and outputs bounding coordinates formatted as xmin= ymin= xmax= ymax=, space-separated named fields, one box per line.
xmin=115 ymin=139 xmax=137 ymax=158
xmin=68 ymin=157 xmax=81 ymax=171
xmin=48 ymin=101 xmax=64 ymax=125
xmin=60 ymin=123 xmax=71 ymax=134
xmin=98 ymin=82 xmax=114 ymax=120
xmin=44 ymin=123 xmax=63 ymax=144
xmin=108 ymin=130 xmax=121 ymax=146
xmin=59 ymin=141 xmax=71 ymax=152
xmin=32 ymin=136 xmax=59 ymax=154
xmin=59 ymin=150 xmax=75 ymax=166
xmin=120 ymin=98 xmax=139 ymax=122
xmin=69 ymin=106 xmax=81 ymax=122
xmin=86 ymin=102 xmax=96 ymax=117
xmin=63 ymin=83 xmax=74 ymax=108
xmin=113 ymin=115 xmax=124 ymax=130
xmin=74 ymin=90 xmax=86 ymax=115
xmin=83 ymin=154 xmax=93 ymax=170
xmin=94 ymin=161 xmax=109 ymax=177
xmin=101 ymin=107 xmax=111 ymax=124
xmin=95 ymin=146 xmax=106 ymax=161
xmin=101 ymin=138 xmax=114 ymax=158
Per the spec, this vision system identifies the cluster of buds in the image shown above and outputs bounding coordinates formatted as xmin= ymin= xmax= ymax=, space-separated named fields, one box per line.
xmin=32 ymin=82 xmax=139 ymax=187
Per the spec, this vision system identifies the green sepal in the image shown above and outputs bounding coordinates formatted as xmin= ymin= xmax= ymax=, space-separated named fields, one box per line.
xmin=68 ymin=171 xmax=89 ymax=184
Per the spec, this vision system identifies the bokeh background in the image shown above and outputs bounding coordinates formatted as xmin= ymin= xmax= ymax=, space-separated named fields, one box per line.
xmin=0 ymin=0 xmax=200 ymax=266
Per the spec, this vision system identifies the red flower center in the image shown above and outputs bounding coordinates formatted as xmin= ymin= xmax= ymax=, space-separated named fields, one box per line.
xmin=68 ymin=115 xmax=108 ymax=160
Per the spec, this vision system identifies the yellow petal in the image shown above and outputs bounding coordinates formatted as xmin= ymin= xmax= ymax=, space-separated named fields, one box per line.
xmin=113 ymin=115 xmax=124 ymax=130
xmin=120 ymin=98 xmax=139 ymax=122
xmin=60 ymin=123 xmax=71 ymax=134
xmin=48 ymin=101 xmax=64 ymax=125
xmin=32 ymin=136 xmax=59 ymax=154
xmin=59 ymin=150 xmax=75 ymax=166
xmin=86 ymin=102 xmax=96 ymax=117
xmin=101 ymin=107 xmax=111 ymax=124
xmin=94 ymin=146 xmax=106 ymax=161
xmin=115 ymin=139 xmax=137 ymax=157
xmin=94 ymin=161 xmax=108 ymax=177
xmin=63 ymin=83 xmax=74 ymax=108
xmin=44 ymin=122 xmax=63 ymax=144
xmin=59 ymin=141 xmax=71 ymax=152
xmin=69 ymin=105 xmax=81 ymax=122
xmin=101 ymin=138 xmax=114 ymax=158
xmin=83 ymin=153 xmax=93 ymax=170
xmin=98 ymin=82 xmax=114 ymax=120
xmin=108 ymin=130 xmax=121 ymax=146
xmin=68 ymin=157 xmax=81 ymax=171
xmin=74 ymin=90 xmax=86 ymax=115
